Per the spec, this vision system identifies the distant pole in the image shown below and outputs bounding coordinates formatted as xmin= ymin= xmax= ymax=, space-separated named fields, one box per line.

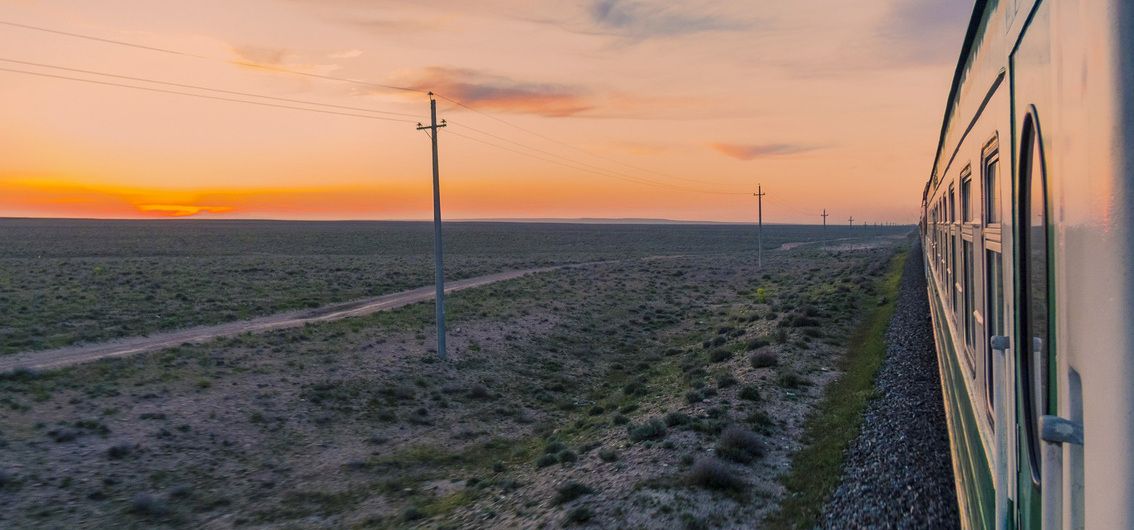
xmin=417 ymin=93 xmax=448 ymax=360
xmin=821 ymin=209 xmax=828 ymax=228
xmin=849 ymin=216 xmax=855 ymax=228
xmin=755 ymin=185 xmax=766 ymax=269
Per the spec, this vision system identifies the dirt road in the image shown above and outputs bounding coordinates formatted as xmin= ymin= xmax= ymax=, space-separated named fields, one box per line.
xmin=0 ymin=264 xmax=571 ymax=373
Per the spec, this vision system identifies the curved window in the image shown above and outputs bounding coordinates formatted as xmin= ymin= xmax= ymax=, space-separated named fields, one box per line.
xmin=1019 ymin=112 xmax=1050 ymax=483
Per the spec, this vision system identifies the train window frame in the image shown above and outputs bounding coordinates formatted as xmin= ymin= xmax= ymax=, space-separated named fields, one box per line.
xmin=983 ymin=136 xmax=1002 ymax=226
xmin=1018 ymin=108 xmax=1051 ymax=485
xmin=962 ymin=237 xmax=976 ymax=375
xmin=961 ymin=167 xmax=974 ymax=224
xmin=984 ymin=242 xmax=1004 ymax=425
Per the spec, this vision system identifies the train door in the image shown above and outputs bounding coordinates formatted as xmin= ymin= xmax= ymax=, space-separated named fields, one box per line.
xmin=1011 ymin=2 xmax=1053 ymax=528
xmin=1015 ymin=107 xmax=1050 ymax=530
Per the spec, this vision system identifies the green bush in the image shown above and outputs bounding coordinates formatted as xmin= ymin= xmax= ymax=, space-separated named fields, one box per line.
xmin=627 ymin=419 xmax=667 ymax=442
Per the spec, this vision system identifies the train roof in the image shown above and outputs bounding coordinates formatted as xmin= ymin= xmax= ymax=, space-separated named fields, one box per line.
xmin=929 ymin=0 xmax=992 ymax=189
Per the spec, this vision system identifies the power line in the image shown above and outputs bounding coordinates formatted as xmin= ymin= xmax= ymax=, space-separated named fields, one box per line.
xmin=446 ymin=129 xmax=748 ymax=196
xmin=0 ymin=19 xmax=753 ymax=197
xmin=0 ymin=67 xmax=419 ymax=123
xmin=0 ymin=19 xmax=427 ymax=95
xmin=0 ymin=19 xmax=738 ymax=190
xmin=0 ymin=57 xmax=421 ymax=118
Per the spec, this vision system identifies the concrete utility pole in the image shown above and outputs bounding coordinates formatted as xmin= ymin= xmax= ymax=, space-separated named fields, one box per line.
xmin=821 ymin=209 xmax=829 ymax=228
xmin=417 ymin=93 xmax=448 ymax=360
xmin=754 ymin=185 xmax=766 ymax=269
xmin=849 ymin=216 xmax=855 ymax=228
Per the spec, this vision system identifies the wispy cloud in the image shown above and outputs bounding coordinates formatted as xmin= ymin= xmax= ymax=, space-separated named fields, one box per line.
xmin=710 ymin=143 xmax=822 ymax=161
xmin=136 ymin=204 xmax=234 ymax=217
xmin=349 ymin=17 xmax=448 ymax=34
xmin=229 ymin=45 xmax=341 ymax=75
xmin=586 ymin=0 xmax=750 ymax=39
xmin=327 ymin=49 xmax=363 ymax=59
xmin=877 ymin=0 xmax=973 ymax=65
xmin=400 ymin=67 xmax=593 ymax=117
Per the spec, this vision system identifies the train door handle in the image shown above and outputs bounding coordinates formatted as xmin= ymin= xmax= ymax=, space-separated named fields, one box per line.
xmin=1040 ymin=415 xmax=1084 ymax=530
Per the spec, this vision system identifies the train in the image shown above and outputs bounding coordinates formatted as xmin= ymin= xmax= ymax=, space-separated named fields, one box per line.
xmin=920 ymin=0 xmax=1134 ymax=528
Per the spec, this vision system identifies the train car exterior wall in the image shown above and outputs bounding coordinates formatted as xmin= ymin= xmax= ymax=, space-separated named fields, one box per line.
xmin=922 ymin=0 xmax=1134 ymax=528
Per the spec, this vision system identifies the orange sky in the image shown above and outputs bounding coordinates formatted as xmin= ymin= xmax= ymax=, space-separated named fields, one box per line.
xmin=0 ymin=0 xmax=973 ymax=223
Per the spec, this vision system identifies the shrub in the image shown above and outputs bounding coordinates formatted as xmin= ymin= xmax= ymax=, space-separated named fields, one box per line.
xmin=106 ymin=443 xmax=134 ymax=459
xmin=774 ymin=328 xmax=790 ymax=343
xmin=557 ymin=450 xmax=578 ymax=464
xmin=628 ymin=419 xmax=667 ymax=442
xmin=611 ymin=414 xmax=629 ymax=426
xmin=664 ymin=411 xmax=691 ymax=427
xmin=536 ymin=454 xmax=558 ymax=468
xmin=746 ymin=338 xmax=770 ymax=351
xmin=685 ymin=390 xmax=704 ymax=404
xmin=467 ymin=384 xmax=491 ymax=400
xmin=779 ymin=371 xmax=810 ymax=389
xmin=687 ymin=457 xmax=745 ymax=491
xmin=566 ymin=507 xmax=593 ymax=524
xmin=738 ymin=385 xmax=761 ymax=402
xmin=716 ymin=373 xmax=738 ymax=388
xmin=545 ymin=440 xmax=568 ymax=454
xmin=716 ymin=426 xmax=765 ymax=463
xmin=622 ymin=381 xmax=646 ymax=396
xmin=130 ymin=493 xmax=169 ymax=516
xmin=750 ymin=352 xmax=779 ymax=369
xmin=708 ymin=349 xmax=732 ymax=363
xmin=554 ymin=482 xmax=594 ymax=504
xmin=746 ymin=410 xmax=776 ymax=433
xmin=403 ymin=506 xmax=424 ymax=521
xmin=598 ymin=448 xmax=619 ymax=462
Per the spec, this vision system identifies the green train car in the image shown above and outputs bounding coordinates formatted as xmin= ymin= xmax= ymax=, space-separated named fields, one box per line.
xmin=921 ymin=0 xmax=1134 ymax=528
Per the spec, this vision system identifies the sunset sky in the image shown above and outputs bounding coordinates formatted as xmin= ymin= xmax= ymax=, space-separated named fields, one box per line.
xmin=0 ymin=0 xmax=974 ymax=223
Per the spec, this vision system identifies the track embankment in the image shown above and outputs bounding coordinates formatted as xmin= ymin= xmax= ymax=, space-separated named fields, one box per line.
xmin=820 ymin=246 xmax=960 ymax=528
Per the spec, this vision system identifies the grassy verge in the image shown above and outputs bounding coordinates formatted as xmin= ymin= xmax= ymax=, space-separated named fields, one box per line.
xmin=764 ymin=250 xmax=907 ymax=529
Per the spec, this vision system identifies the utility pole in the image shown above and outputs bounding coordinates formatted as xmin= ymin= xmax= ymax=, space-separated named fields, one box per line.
xmin=849 ymin=216 xmax=855 ymax=228
xmin=821 ymin=209 xmax=828 ymax=228
xmin=754 ymin=185 xmax=766 ymax=269
xmin=417 ymin=93 xmax=448 ymax=360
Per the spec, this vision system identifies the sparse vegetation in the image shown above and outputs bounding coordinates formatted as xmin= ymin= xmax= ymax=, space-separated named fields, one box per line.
xmin=766 ymin=252 xmax=906 ymax=529
xmin=0 ymin=220 xmax=910 ymax=528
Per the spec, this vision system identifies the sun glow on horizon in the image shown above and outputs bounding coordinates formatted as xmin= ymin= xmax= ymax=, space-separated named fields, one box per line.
xmin=0 ymin=1 xmax=973 ymax=223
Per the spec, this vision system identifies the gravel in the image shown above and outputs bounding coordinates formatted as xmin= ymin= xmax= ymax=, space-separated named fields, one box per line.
xmin=820 ymin=245 xmax=960 ymax=529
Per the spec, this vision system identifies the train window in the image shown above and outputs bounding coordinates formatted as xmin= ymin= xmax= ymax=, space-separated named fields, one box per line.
xmin=949 ymin=185 xmax=956 ymax=223
xmin=1019 ymin=112 xmax=1050 ymax=483
xmin=963 ymin=240 xmax=975 ymax=358
xmin=961 ymin=172 xmax=973 ymax=223
xmin=985 ymin=249 xmax=1004 ymax=420
xmin=984 ymin=149 xmax=1001 ymax=224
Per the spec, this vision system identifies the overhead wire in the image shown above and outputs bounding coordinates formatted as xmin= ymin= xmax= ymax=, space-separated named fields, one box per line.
xmin=0 ymin=67 xmax=419 ymax=123
xmin=0 ymin=18 xmax=754 ymax=197
xmin=0 ymin=57 xmax=422 ymax=118
xmin=0 ymin=19 xmax=427 ymax=95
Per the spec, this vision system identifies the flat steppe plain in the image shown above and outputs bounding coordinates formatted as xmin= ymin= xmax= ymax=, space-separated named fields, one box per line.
xmin=0 ymin=219 xmax=909 ymax=528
